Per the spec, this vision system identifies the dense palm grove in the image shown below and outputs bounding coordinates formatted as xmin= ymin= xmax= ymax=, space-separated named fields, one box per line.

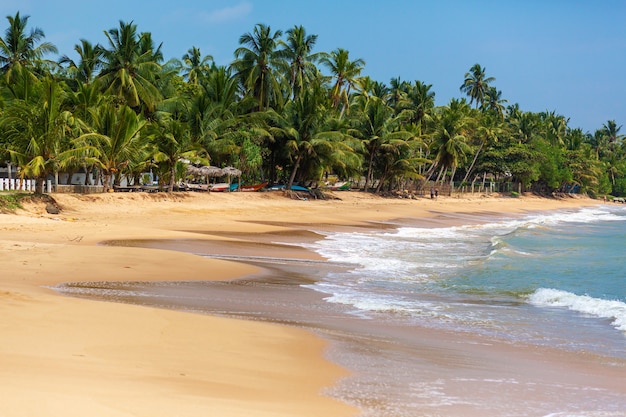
xmin=0 ymin=12 xmax=624 ymax=196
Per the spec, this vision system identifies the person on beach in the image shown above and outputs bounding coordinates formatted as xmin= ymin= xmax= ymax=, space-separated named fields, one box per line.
xmin=435 ymin=189 xmax=439 ymax=199
xmin=430 ymin=187 xmax=435 ymax=199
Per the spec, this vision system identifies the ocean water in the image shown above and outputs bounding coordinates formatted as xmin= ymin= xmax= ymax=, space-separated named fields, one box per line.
xmin=53 ymin=204 xmax=626 ymax=417
xmin=300 ymin=205 xmax=626 ymax=416
xmin=305 ymin=206 xmax=626 ymax=356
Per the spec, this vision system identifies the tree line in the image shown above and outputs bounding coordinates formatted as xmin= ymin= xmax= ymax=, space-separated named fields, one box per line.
xmin=0 ymin=11 xmax=623 ymax=196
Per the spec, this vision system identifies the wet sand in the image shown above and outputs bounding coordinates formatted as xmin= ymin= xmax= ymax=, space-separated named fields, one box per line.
xmin=0 ymin=191 xmax=614 ymax=417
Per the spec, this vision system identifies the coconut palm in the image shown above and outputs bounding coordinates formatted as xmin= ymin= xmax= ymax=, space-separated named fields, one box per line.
xmin=600 ymin=120 xmax=624 ymax=144
xmin=507 ymin=106 xmax=537 ymax=144
xmin=187 ymin=65 xmax=256 ymax=150
xmin=272 ymin=82 xmax=347 ymax=189
xmin=58 ymin=39 xmax=103 ymax=85
xmin=372 ymin=134 xmax=421 ymax=193
xmin=461 ymin=113 xmax=503 ymax=184
xmin=354 ymin=76 xmax=389 ymax=105
xmin=98 ymin=20 xmax=162 ymax=112
xmin=460 ymin=63 xmax=495 ymax=109
xmin=79 ymin=103 xmax=147 ymax=192
xmin=352 ymin=96 xmax=414 ymax=192
xmin=429 ymin=99 xmax=473 ymax=191
xmin=276 ymin=25 xmax=326 ymax=100
xmin=0 ymin=12 xmax=58 ymax=81
xmin=147 ymin=112 xmax=202 ymax=191
xmin=0 ymin=76 xmax=83 ymax=193
xmin=180 ymin=46 xmax=213 ymax=85
xmin=320 ymin=48 xmax=365 ymax=118
xmin=388 ymin=77 xmax=408 ymax=109
xmin=541 ymin=110 xmax=569 ymax=148
xmin=482 ymin=86 xmax=507 ymax=118
xmin=401 ymin=80 xmax=436 ymax=129
xmin=232 ymin=23 xmax=283 ymax=111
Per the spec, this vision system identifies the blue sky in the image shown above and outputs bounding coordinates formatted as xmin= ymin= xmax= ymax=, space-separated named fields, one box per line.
xmin=2 ymin=0 xmax=624 ymax=133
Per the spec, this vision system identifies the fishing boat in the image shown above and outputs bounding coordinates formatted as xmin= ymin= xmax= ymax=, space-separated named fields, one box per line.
xmin=208 ymin=183 xmax=231 ymax=192
xmin=267 ymin=184 xmax=311 ymax=192
xmin=238 ymin=182 xmax=268 ymax=192
xmin=329 ymin=181 xmax=351 ymax=191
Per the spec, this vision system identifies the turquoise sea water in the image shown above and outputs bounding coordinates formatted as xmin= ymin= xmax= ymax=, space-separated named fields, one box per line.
xmin=299 ymin=205 xmax=626 ymax=416
xmin=306 ymin=205 xmax=626 ymax=358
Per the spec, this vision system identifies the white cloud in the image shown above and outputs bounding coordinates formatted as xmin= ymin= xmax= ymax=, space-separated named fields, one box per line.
xmin=200 ymin=2 xmax=253 ymax=23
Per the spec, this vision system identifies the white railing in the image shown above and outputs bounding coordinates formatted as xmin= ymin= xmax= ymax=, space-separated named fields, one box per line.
xmin=0 ymin=179 xmax=52 ymax=192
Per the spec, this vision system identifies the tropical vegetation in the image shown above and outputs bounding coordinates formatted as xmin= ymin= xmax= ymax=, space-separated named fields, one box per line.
xmin=0 ymin=12 xmax=624 ymax=198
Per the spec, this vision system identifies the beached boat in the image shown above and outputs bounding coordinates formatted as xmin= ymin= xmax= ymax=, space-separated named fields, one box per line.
xmin=181 ymin=183 xmax=210 ymax=192
xmin=237 ymin=182 xmax=268 ymax=192
xmin=267 ymin=184 xmax=311 ymax=192
xmin=208 ymin=183 xmax=230 ymax=192
xmin=329 ymin=181 xmax=351 ymax=191
xmin=209 ymin=183 xmax=243 ymax=192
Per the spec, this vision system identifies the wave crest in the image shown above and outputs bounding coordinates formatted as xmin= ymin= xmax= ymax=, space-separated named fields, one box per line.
xmin=528 ymin=288 xmax=626 ymax=333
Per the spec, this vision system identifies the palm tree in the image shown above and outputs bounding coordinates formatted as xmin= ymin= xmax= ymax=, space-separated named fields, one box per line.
xmin=461 ymin=113 xmax=502 ymax=184
xmin=352 ymin=96 xmax=414 ymax=192
xmin=388 ymin=77 xmax=408 ymax=109
xmin=372 ymin=135 xmax=420 ymax=193
xmin=460 ymin=63 xmax=495 ymax=109
xmin=429 ymin=100 xmax=473 ymax=191
xmin=320 ymin=48 xmax=365 ymax=118
xmin=273 ymin=82 xmax=348 ymax=189
xmin=0 ymin=12 xmax=58 ymax=81
xmin=541 ymin=110 xmax=568 ymax=148
xmin=59 ymin=39 xmax=103 ymax=85
xmin=401 ymin=80 xmax=436 ymax=129
xmin=98 ymin=21 xmax=162 ymax=112
xmin=354 ymin=76 xmax=389 ymax=105
xmin=507 ymin=106 xmax=537 ymax=144
xmin=232 ymin=23 xmax=283 ymax=111
xmin=0 ymin=76 xmax=81 ymax=193
xmin=79 ymin=103 xmax=147 ymax=192
xmin=482 ymin=86 xmax=507 ymax=118
xmin=187 ymin=65 xmax=253 ymax=148
xmin=180 ymin=46 xmax=213 ymax=85
xmin=600 ymin=120 xmax=624 ymax=144
xmin=147 ymin=112 xmax=201 ymax=191
xmin=276 ymin=25 xmax=326 ymax=100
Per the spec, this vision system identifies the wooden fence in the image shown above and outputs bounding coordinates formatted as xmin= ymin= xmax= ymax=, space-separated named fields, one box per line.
xmin=0 ymin=179 xmax=52 ymax=192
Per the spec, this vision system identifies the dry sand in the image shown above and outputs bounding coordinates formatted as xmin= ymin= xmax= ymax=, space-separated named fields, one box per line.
xmin=0 ymin=191 xmax=599 ymax=416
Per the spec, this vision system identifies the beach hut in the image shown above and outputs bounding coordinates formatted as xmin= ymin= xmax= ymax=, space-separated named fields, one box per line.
xmin=221 ymin=166 xmax=242 ymax=191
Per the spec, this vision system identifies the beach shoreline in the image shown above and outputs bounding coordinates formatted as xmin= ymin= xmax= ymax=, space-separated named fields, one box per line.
xmin=0 ymin=191 xmax=605 ymax=416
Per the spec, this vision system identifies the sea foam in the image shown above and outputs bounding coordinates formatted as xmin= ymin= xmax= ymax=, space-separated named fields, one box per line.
xmin=528 ymin=288 xmax=626 ymax=333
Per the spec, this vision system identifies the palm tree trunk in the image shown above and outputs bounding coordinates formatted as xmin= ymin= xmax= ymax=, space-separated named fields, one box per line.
xmin=286 ymin=154 xmax=302 ymax=190
xmin=424 ymin=162 xmax=437 ymax=182
xmin=36 ymin=176 xmax=45 ymax=194
xmin=462 ymin=141 xmax=484 ymax=185
xmin=363 ymin=152 xmax=375 ymax=192
xmin=168 ymin=162 xmax=176 ymax=192
xmin=435 ymin=165 xmax=445 ymax=184
xmin=449 ymin=166 xmax=457 ymax=196
xmin=375 ymin=169 xmax=391 ymax=194
xmin=103 ymin=172 xmax=112 ymax=192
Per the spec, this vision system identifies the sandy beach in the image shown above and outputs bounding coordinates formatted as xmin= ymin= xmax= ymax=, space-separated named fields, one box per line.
xmin=0 ymin=190 xmax=606 ymax=416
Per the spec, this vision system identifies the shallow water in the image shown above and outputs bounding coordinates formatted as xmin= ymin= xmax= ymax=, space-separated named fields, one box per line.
xmin=53 ymin=205 xmax=626 ymax=417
